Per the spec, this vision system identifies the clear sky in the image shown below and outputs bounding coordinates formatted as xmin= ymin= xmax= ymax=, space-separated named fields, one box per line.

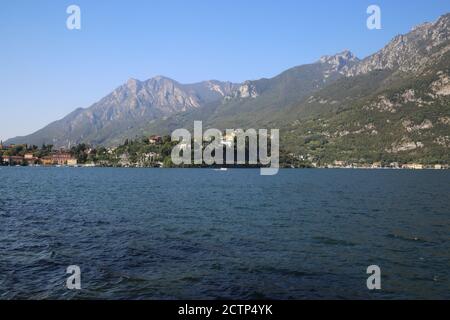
xmin=1 ymin=0 xmax=450 ymax=141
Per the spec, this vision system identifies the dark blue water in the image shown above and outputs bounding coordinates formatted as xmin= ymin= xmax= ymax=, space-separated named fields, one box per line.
xmin=0 ymin=167 xmax=449 ymax=299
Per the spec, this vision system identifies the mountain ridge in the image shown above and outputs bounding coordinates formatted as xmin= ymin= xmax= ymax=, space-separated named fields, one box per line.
xmin=6 ymin=49 xmax=360 ymax=147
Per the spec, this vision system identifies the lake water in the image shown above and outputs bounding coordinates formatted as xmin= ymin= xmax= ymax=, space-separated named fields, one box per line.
xmin=0 ymin=167 xmax=449 ymax=299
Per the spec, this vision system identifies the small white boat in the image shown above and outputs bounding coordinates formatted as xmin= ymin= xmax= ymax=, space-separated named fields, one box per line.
xmin=214 ymin=168 xmax=228 ymax=171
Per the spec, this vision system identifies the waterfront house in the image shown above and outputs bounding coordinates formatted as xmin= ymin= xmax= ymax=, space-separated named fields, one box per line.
xmin=372 ymin=162 xmax=382 ymax=168
xmin=41 ymin=156 xmax=53 ymax=166
xmin=4 ymin=156 xmax=24 ymax=165
xmin=389 ymin=162 xmax=400 ymax=169
xmin=403 ymin=163 xmax=424 ymax=170
xmin=67 ymin=158 xmax=78 ymax=166
xmin=52 ymin=153 xmax=72 ymax=165
xmin=24 ymin=154 xmax=39 ymax=165
xmin=333 ymin=160 xmax=346 ymax=167
xmin=12 ymin=156 xmax=24 ymax=164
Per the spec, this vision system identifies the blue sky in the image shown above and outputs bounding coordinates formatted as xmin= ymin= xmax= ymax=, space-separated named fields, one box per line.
xmin=1 ymin=0 xmax=450 ymax=141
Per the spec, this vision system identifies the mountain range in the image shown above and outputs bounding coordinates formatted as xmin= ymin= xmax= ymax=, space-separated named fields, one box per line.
xmin=7 ymin=13 xmax=450 ymax=164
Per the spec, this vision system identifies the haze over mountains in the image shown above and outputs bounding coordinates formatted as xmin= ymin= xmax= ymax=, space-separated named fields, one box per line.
xmin=7 ymin=13 xmax=450 ymax=163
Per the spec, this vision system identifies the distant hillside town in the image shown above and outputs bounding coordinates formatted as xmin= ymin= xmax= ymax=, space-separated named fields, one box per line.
xmin=0 ymin=136 xmax=167 ymax=168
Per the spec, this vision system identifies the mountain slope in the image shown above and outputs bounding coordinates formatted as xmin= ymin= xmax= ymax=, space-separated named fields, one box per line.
xmin=137 ymin=50 xmax=360 ymax=135
xmin=278 ymin=13 xmax=450 ymax=164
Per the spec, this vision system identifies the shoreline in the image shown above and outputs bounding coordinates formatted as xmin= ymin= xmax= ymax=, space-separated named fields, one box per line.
xmin=1 ymin=165 xmax=448 ymax=171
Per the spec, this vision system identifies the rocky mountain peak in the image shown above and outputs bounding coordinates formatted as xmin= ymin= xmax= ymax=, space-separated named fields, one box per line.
xmin=126 ymin=77 xmax=139 ymax=85
xmin=152 ymin=75 xmax=172 ymax=81
xmin=319 ymin=50 xmax=358 ymax=64
xmin=319 ymin=50 xmax=360 ymax=75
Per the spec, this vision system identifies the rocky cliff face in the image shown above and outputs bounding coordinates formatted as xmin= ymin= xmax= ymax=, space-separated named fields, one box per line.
xmin=236 ymin=81 xmax=259 ymax=98
xmin=101 ymin=76 xmax=237 ymax=117
xmin=348 ymin=13 xmax=450 ymax=76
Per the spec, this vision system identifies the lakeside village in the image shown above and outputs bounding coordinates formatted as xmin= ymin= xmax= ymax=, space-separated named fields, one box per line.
xmin=0 ymin=135 xmax=448 ymax=170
